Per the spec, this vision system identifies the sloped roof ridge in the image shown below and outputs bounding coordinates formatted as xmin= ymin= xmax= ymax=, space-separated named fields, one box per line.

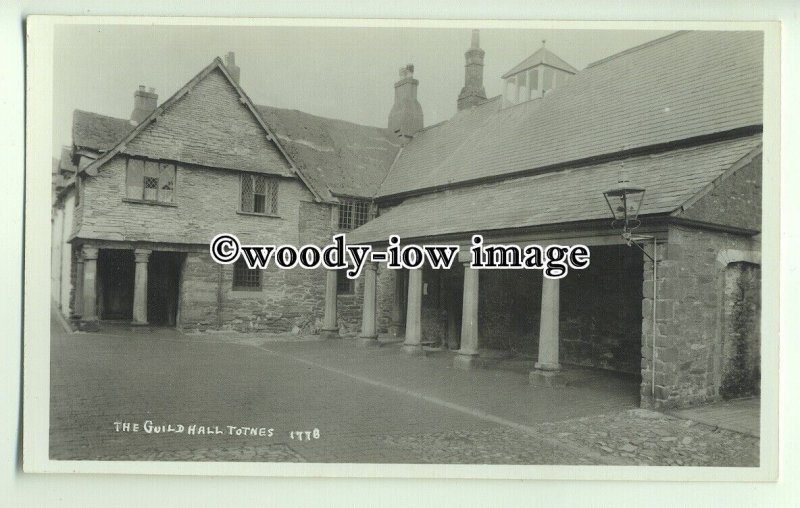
xmin=501 ymin=47 xmax=579 ymax=79
xmin=78 ymin=57 xmax=325 ymax=202
xmin=586 ymin=31 xmax=688 ymax=68
xmin=255 ymin=104 xmax=389 ymax=132
xmin=411 ymin=95 xmax=501 ymax=135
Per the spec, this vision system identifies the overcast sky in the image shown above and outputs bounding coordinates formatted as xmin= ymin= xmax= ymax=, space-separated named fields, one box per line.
xmin=52 ymin=24 xmax=671 ymax=158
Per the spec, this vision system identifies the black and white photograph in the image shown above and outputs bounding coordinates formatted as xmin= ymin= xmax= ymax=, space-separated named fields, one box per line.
xmin=22 ymin=17 xmax=781 ymax=480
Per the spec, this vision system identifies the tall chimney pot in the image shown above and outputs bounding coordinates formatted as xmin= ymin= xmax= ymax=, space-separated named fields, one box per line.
xmin=457 ymin=29 xmax=487 ymax=111
xmin=130 ymin=85 xmax=158 ymax=124
xmin=387 ymin=64 xmax=424 ymax=142
xmin=224 ymin=51 xmax=241 ymax=85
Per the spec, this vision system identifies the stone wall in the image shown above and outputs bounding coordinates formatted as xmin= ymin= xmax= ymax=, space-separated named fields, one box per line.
xmin=74 ymin=143 xmax=336 ymax=334
xmin=59 ymin=192 xmax=75 ymax=317
xmin=336 ymin=275 xmax=364 ymax=336
xmin=680 ymin=154 xmax=761 ymax=232
xmin=51 ymin=205 xmax=64 ymax=306
xmin=720 ymin=262 xmax=761 ymax=399
xmin=76 ymin=155 xmax=315 ymax=247
xmin=641 ymin=224 xmax=760 ymax=409
xmin=179 ymin=252 xmax=329 ymax=334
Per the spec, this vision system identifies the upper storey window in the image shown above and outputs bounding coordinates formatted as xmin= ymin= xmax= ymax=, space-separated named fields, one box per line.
xmin=240 ymin=173 xmax=279 ymax=216
xmin=126 ymin=158 xmax=175 ymax=203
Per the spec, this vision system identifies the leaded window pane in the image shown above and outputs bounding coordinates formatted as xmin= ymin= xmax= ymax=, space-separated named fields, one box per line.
xmin=158 ymin=163 xmax=175 ymax=203
xmin=233 ymin=259 xmax=261 ymax=290
xmin=143 ymin=176 xmax=158 ymax=201
xmin=253 ymin=175 xmax=266 ymax=213
xmin=268 ymin=179 xmax=279 ymax=215
xmin=126 ymin=159 xmax=144 ymax=199
xmin=241 ymin=174 xmax=254 ymax=212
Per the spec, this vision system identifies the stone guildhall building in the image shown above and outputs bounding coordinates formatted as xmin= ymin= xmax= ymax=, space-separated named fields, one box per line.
xmin=51 ymin=30 xmax=763 ymax=409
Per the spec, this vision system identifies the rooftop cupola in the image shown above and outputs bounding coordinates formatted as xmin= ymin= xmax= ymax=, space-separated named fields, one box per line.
xmin=501 ymin=40 xmax=577 ymax=107
xmin=457 ymin=29 xmax=488 ymax=110
xmin=388 ymin=64 xmax=424 ymax=143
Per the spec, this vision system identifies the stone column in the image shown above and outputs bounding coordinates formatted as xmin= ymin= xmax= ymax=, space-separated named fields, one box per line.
xmin=358 ymin=263 xmax=380 ymax=347
xmin=80 ymin=246 xmax=99 ymax=330
xmin=320 ymin=269 xmax=339 ymax=339
xmin=530 ymin=276 xmax=565 ymax=386
xmin=402 ymin=268 xmax=423 ymax=355
xmin=454 ymin=262 xmax=480 ymax=369
xmin=131 ymin=249 xmax=152 ymax=326
xmin=72 ymin=250 xmax=85 ymax=319
xmin=388 ymin=270 xmax=405 ymax=337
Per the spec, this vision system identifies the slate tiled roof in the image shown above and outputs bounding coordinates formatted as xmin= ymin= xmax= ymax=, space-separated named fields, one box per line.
xmin=256 ymin=106 xmax=400 ymax=199
xmin=349 ymin=135 xmax=762 ymax=243
xmin=501 ymin=46 xmax=578 ymax=78
xmin=377 ymin=31 xmax=764 ymax=199
xmin=376 ymin=97 xmax=501 ymax=191
xmin=72 ymin=110 xmax=133 ymax=152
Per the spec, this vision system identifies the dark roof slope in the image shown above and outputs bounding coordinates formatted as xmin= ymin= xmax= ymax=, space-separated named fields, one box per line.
xmin=256 ymin=106 xmax=400 ymax=199
xmin=376 ymin=96 xmax=501 ymax=190
xmin=351 ymin=134 xmax=761 ymax=243
xmin=72 ymin=110 xmax=133 ymax=152
xmin=377 ymin=31 xmax=763 ymax=199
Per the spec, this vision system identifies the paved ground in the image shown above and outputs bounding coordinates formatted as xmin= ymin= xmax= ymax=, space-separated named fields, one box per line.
xmin=49 ymin=316 xmax=759 ymax=466
xmin=669 ymin=398 xmax=760 ymax=437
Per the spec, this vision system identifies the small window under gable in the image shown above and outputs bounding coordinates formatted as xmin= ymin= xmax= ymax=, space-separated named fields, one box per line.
xmin=241 ymin=173 xmax=279 ymax=215
xmin=338 ymin=198 xmax=372 ymax=231
xmin=126 ymin=157 xmax=175 ymax=203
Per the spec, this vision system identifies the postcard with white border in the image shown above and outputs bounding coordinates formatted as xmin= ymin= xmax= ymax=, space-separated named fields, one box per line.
xmin=23 ymin=16 xmax=780 ymax=480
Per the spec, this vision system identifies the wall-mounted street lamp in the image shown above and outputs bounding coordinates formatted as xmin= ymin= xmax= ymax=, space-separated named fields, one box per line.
xmin=603 ymin=165 xmax=659 ymax=401
xmin=603 ymin=169 xmax=646 ymax=246
xmin=602 ymin=164 xmax=655 ymax=262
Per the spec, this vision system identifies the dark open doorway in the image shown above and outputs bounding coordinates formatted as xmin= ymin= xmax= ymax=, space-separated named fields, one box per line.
xmin=98 ymin=249 xmax=135 ymax=321
xmin=147 ymin=251 xmax=185 ymax=326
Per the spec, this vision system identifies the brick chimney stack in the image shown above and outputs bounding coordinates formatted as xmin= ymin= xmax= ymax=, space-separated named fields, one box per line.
xmin=457 ymin=29 xmax=487 ymax=110
xmin=388 ymin=64 xmax=424 ymax=142
xmin=130 ymin=85 xmax=158 ymax=124
xmin=224 ymin=51 xmax=241 ymax=85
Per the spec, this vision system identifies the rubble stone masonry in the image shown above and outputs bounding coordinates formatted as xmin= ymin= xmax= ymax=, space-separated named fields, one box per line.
xmin=641 ymin=225 xmax=760 ymax=409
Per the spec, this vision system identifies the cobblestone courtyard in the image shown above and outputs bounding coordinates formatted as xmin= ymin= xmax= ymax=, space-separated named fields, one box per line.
xmin=49 ymin=317 xmax=759 ymax=466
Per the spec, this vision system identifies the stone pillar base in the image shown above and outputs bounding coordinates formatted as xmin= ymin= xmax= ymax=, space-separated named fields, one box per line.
xmin=131 ymin=320 xmax=149 ymax=327
xmin=453 ymin=353 xmax=480 ymax=370
xmin=402 ymin=344 xmax=424 ymax=356
xmin=320 ymin=328 xmax=340 ymax=339
xmin=529 ymin=369 xmax=568 ymax=387
xmin=357 ymin=336 xmax=381 ymax=347
xmin=534 ymin=361 xmax=560 ymax=371
xmin=77 ymin=320 xmax=100 ymax=332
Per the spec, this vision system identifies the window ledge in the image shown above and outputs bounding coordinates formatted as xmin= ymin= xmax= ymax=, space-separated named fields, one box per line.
xmin=237 ymin=211 xmax=282 ymax=219
xmin=123 ymin=198 xmax=177 ymax=207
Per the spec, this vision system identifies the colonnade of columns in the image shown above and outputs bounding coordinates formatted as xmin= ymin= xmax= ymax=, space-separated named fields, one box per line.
xmin=345 ymin=255 xmax=563 ymax=384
